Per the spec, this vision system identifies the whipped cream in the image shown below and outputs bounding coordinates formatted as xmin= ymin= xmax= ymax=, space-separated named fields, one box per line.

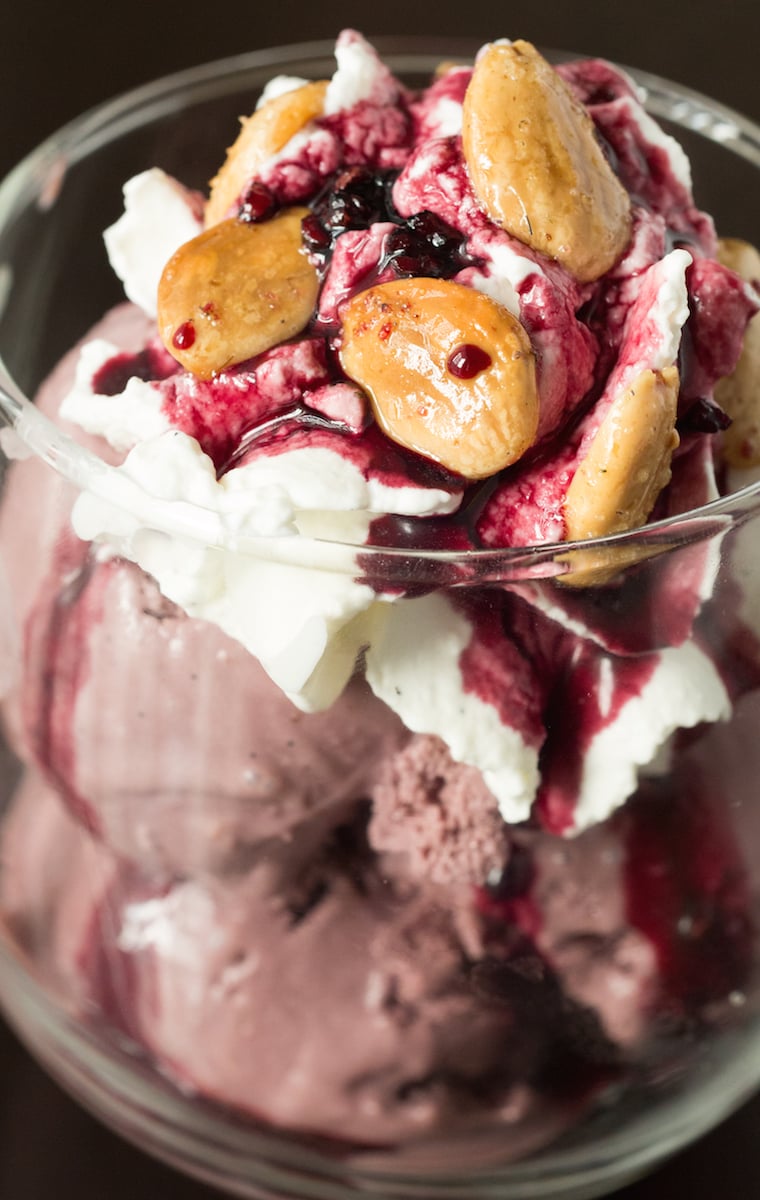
xmin=70 ymin=426 xmax=458 ymax=710
xmin=60 ymin=339 xmax=171 ymax=450
xmin=104 ymin=169 xmax=202 ymax=316
xmin=572 ymin=641 xmax=730 ymax=830
xmin=324 ymin=29 xmax=399 ymax=114
xmin=468 ymin=240 xmax=542 ymax=317
xmin=366 ymin=593 xmax=541 ymax=822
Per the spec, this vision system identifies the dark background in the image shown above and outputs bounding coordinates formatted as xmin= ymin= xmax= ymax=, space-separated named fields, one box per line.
xmin=2 ymin=0 xmax=760 ymax=181
xmin=2 ymin=0 xmax=760 ymax=1196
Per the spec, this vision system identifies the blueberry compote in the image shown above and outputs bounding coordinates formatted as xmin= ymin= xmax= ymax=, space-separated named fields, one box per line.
xmin=238 ymin=180 xmax=279 ymax=224
xmin=302 ymin=165 xmax=478 ymax=282
xmin=307 ymin=166 xmax=397 ymax=242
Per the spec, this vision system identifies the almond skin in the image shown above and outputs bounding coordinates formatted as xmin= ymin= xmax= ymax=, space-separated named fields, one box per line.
xmin=715 ymin=237 xmax=760 ymax=467
xmin=205 ymin=81 xmax=328 ymax=227
xmin=157 ymin=208 xmax=319 ymax=379
xmin=339 ymin=278 xmax=539 ymax=479
xmin=563 ymin=366 xmax=680 ymax=542
xmin=462 ymin=40 xmax=632 ymax=282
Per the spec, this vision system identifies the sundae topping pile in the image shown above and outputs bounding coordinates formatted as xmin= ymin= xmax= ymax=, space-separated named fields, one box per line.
xmin=52 ymin=31 xmax=760 ymax=835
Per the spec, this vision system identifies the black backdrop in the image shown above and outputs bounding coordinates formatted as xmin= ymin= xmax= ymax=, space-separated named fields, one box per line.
xmin=2 ymin=0 xmax=760 ymax=1196
xmin=2 ymin=0 xmax=759 ymax=182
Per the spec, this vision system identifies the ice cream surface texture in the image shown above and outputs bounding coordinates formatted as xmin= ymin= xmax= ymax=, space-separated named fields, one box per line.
xmin=2 ymin=29 xmax=760 ymax=1160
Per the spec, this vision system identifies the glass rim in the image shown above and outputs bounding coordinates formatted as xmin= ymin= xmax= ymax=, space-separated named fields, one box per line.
xmin=1 ymin=37 xmax=760 ymax=576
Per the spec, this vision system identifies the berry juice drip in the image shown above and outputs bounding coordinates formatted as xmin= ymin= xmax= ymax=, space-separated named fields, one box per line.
xmin=92 ymin=343 xmax=178 ymax=395
xmin=23 ymin=536 xmax=103 ymax=835
xmin=172 ymin=321 xmax=196 ymax=351
xmin=448 ymin=344 xmax=492 ymax=379
xmin=622 ymin=780 xmax=754 ymax=1013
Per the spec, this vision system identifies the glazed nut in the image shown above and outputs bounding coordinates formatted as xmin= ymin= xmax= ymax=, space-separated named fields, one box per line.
xmin=157 ymin=208 xmax=319 ymax=379
xmin=434 ymin=59 xmax=470 ymax=79
xmin=205 ymin=81 xmax=328 ymax=227
xmin=563 ymin=366 xmax=680 ymax=542
xmin=715 ymin=237 xmax=760 ymax=467
xmin=339 ymin=278 xmax=539 ymax=479
xmin=557 ymin=541 xmax=664 ymax=590
xmin=462 ymin=40 xmax=632 ymax=282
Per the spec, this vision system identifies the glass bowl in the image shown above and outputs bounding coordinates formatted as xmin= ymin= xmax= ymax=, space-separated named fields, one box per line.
xmin=1 ymin=36 xmax=760 ymax=1200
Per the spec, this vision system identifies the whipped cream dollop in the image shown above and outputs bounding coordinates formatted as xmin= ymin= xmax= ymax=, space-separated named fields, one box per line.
xmin=103 ymin=170 xmax=203 ymax=316
xmin=56 ymin=30 xmax=756 ymax=831
xmin=70 ymin=429 xmax=458 ymax=710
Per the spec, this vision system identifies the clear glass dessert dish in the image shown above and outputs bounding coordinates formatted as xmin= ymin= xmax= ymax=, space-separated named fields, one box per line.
xmin=1 ymin=35 xmax=760 ymax=1200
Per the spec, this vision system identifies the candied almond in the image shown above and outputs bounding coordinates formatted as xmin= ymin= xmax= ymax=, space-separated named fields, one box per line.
xmin=433 ymin=59 xmax=471 ymax=79
xmin=563 ymin=366 xmax=680 ymax=543
xmin=205 ymin=81 xmax=328 ymax=227
xmin=157 ymin=208 xmax=319 ymax=379
xmin=339 ymin=278 xmax=539 ymax=479
xmin=557 ymin=540 xmax=664 ymax=590
xmin=715 ymin=237 xmax=760 ymax=467
xmin=462 ymin=40 xmax=631 ymax=282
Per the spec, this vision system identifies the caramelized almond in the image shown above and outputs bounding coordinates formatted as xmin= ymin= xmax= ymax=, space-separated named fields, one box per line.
xmin=557 ymin=540 xmax=665 ymax=590
xmin=434 ymin=59 xmax=470 ymax=79
xmin=205 ymin=81 xmax=328 ymax=227
xmin=563 ymin=366 xmax=680 ymax=542
xmin=715 ymin=237 xmax=760 ymax=467
xmin=339 ymin=278 xmax=539 ymax=479
xmin=157 ymin=208 xmax=319 ymax=379
xmin=462 ymin=40 xmax=631 ymax=282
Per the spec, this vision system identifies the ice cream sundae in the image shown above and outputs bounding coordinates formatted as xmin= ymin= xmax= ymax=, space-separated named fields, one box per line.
xmin=2 ymin=29 xmax=760 ymax=1171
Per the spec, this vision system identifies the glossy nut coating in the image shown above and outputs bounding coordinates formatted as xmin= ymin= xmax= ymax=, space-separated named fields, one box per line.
xmin=157 ymin=208 xmax=319 ymax=379
xmin=205 ymin=81 xmax=328 ymax=227
xmin=462 ymin=40 xmax=631 ymax=282
xmin=339 ymin=278 xmax=539 ymax=479
xmin=563 ymin=366 xmax=680 ymax=541
xmin=715 ymin=237 xmax=760 ymax=467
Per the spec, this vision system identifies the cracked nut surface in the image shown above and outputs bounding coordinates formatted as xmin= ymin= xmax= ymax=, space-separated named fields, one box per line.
xmin=715 ymin=237 xmax=760 ymax=467
xmin=563 ymin=366 xmax=680 ymax=541
xmin=339 ymin=278 xmax=539 ymax=479
xmin=462 ymin=40 xmax=631 ymax=282
xmin=205 ymin=81 xmax=328 ymax=227
xmin=157 ymin=208 xmax=319 ymax=379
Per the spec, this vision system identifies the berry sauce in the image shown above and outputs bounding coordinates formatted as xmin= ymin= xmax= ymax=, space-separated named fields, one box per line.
xmin=92 ymin=342 xmax=179 ymax=396
xmin=535 ymin=650 xmax=660 ymax=835
xmin=382 ymin=211 xmax=476 ymax=279
xmin=238 ymin=181 xmax=278 ymax=224
xmin=23 ymin=533 xmax=103 ymax=836
xmin=172 ymin=321 xmax=196 ymax=351
xmin=621 ymin=780 xmax=753 ymax=1013
xmin=303 ymin=166 xmax=479 ymax=284
xmin=448 ymin=344 xmax=492 ymax=379
xmin=310 ymin=166 xmax=398 ymax=244
xmin=476 ymin=842 xmax=539 ymax=936
xmin=677 ymin=396 xmax=732 ymax=435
